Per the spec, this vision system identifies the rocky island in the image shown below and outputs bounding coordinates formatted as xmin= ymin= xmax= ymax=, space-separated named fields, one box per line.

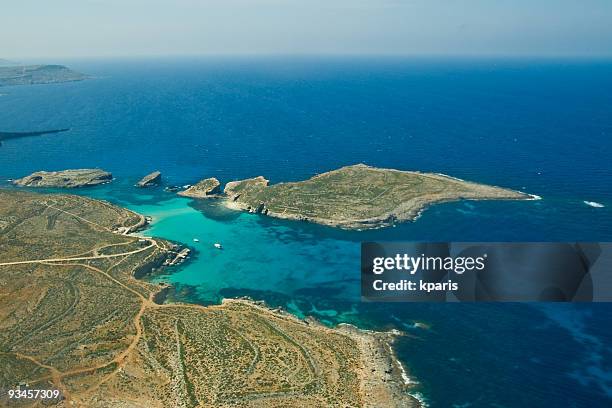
xmin=178 ymin=177 xmax=221 ymax=198
xmin=136 ymin=170 xmax=162 ymax=187
xmin=0 ymin=64 xmax=87 ymax=87
xmin=222 ymin=164 xmax=531 ymax=230
xmin=13 ymin=168 xmax=113 ymax=188
xmin=0 ymin=189 xmax=418 ymax=407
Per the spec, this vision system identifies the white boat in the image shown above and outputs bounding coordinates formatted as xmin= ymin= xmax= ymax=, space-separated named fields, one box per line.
xmin=193 ymin=238 xmax=199 ymax=242
xmin=214 ymin=243 xmax=223 ymax=249
xmin=584 ymin=201 xmax=605 ymax=208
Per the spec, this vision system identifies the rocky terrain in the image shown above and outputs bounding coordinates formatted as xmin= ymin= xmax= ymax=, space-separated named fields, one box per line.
xmin=0 ymin=190 xmax=417 ymax=407
xmin=224 ymin=176 xmax=269 ymax=201
xmin=223 ymin=164 xmax=530 ymax=229
xmin=178 ymin=177 xmax=221 ymax=198
xmin=0 ymin=64 xmax=86 ymax=87
xmin=136 ymin=171 xmax=162 ymax=187
xmin=13 ymin=169 xmax=113 ymax=188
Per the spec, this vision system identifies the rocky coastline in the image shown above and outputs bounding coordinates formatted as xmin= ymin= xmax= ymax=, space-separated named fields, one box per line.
xmin=185 ymin=164 xmax=532 ymax=230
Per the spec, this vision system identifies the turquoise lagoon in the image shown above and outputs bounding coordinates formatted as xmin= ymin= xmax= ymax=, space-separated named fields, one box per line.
xmin=131 ymin=195 xmax=359 ymax=317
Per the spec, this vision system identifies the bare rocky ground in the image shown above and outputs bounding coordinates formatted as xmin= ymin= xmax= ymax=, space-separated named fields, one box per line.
xmin=0 ymin=190 xmax=418 ymax=407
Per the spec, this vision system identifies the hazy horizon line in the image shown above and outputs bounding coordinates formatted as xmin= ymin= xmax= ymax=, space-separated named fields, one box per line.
xmin=6 ymin=52 xmax=612 ymax=64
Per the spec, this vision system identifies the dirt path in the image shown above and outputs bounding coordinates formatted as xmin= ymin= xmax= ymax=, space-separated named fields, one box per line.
xmin=0 ymin=243 xmax=156 ymax=267
xmin=1 ymin=203 xmax=160 ymax=406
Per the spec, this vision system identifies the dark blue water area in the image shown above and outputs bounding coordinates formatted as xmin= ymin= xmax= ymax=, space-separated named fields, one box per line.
xmin=1 ymin=57 xmax=612 ymax=407
xmin=1 ymin=57 xmax=612 ymax=198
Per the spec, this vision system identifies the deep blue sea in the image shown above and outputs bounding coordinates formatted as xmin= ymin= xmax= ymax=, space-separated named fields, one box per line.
xmin=1 ymin=57 xmax=611 ymax=407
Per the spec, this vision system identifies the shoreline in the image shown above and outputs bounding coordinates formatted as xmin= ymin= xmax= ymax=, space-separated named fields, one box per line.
xmin=220 ymin=298 xmax=422 ymax=407
xmin=340 ymin=324 xmax=422 ymax=407
xmin=133 ymin=210 xmax=423 ymax=407
xmin=388 ymin=342 xmax=429 ymax=407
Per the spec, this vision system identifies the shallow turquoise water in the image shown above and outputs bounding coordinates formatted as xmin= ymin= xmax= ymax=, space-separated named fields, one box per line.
xmin=83 ymin=184 xmax=364 ymax=322
xmin=132 ymin=197 xmax=359 ymax=309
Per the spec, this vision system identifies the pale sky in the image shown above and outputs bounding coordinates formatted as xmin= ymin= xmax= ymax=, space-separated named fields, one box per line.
xmin=2 ymin=0 xmax=612 ymax=59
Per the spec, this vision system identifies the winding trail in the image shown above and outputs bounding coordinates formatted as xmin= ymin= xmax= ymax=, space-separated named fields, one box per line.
xmin=0 ymin=199 xmax=160 ymax=406
xmin=0 ymin=243 xmax=156 ymax=267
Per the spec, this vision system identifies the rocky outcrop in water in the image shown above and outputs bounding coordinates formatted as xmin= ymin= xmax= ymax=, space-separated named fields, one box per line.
xmin=136 ymin=171 xmax=162 ymax=187
xmin=178 ymin=177 xmax=222 ymax=198
xmin=13 ymin=169 xmax=113 ymax=188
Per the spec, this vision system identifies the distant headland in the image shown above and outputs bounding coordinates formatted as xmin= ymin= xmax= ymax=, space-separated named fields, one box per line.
xmin=0 ymin=63 xmax=86 ymax=87
xmin=0 ymin=128 xmax=70 ymax=146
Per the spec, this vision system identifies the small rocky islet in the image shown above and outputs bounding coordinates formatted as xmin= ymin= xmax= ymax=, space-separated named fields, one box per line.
xmin=12 ymin=168 xmax=113 ymax=188
xmin=136 ymin=170 xmax=162 ymax=187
